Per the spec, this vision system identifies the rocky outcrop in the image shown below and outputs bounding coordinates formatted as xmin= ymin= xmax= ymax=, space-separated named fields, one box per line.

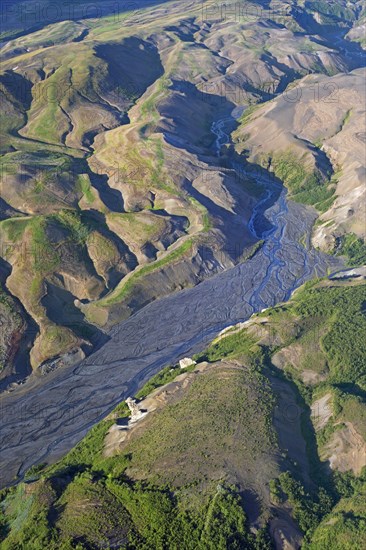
xmin=179 ymin=357 xmax=196 ymax=369
xmin=126 ymin=397 xmax=146 ymax=423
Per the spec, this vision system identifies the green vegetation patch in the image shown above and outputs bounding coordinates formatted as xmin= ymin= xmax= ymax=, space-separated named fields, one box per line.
xmin=306 ymin=0 xmax=358 ymax=23
xmin=120 ymin=366 xmax=276 ymax=487
xmin=29 ymin=217 xmax=61 ymax=274
xmin=194 ymin=330 xmax=263 ymax=365
xmin=0 ymin=366 xmax=274 ymax=548
xmin=238 ymin=104 xmax=261 ymax=126
xmin=0 ymin=480 xmax=57 ymax=549
xmin=277 ymin=472 xmax=333 ymax=539
xmin=105 ymin=480 xmax=271 ymax=550
xmin=293 ymin=283 xmax=366 ymax=384
xmin=305 ymin=481 xmax=366 ymax=550
xmin=263 ymin=281 xmax=366 ymax=389
xmin=334 ymin=233 xmax=366 ymax=267
xmin=56 ymin=473 xmax=131 ymax=548
xmin=52 ymin=210 xmax=91 ymax=245
xmin=76 ymin=174 xmax=96 ymax=205
xmin=267 ymin=150 xmax=335 ymax=209
xmin=338 ymin=396 xmax=366 ymax=441
xmin=0 ymin=217 xmax=30 ymax=243
xmin=102 ymin=238 xmax=193 ymax=305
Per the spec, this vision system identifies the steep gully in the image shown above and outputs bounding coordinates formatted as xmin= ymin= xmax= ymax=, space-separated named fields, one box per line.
xmin=212 ymin=113 xmax=314 ymax=308
xmin=0 ymin=109 xmax=342 ymax=488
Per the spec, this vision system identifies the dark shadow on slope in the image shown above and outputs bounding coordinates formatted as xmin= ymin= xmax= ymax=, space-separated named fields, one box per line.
xmin=293 ymin=135 xmax=333 ymax=179
xmin=95 ymin=37 xmax=164 ymax=104
xmin=224 ymin=143 xmax=284 ymax=238
xmin=333 ymin=383 xmax=366 ymax=401
xmin=0 ymin=70 xmax=33 ymax=111
xmin=160 ymin=79 xmax=284 ymax=241
xmin=84 ymin=38 xmax=165 ymax=212
xmin=181 ymin=172 xmax=263 ymax=261
xmin=83 ymin=209 xmax=139 ymax=286
xmin=0 ymin=198 xmax=25 ymax=220
xmin=72 ymin=28 xmax=89 ymax=42
xmin=6 ymin=311 xmax=38 ymax=386
xmin=239 ymin=489 xmax=262 ymax=526
xmin=87 ymin=167 xmax=125 ymax=213
xmin=259 ymin=52 xmax=301 ymax=94
xmin=266 ymin=361 xmax=332 ymax=489
xmin=160 ymin=79 xmax=237 ymax=155
xmin=0 ymin=258 xmax=37 ymax=389
xmin=41 ymin=282 xmax=110 ymax=350
xmin=292 ymin=4 xmax=366 ymax=70
xmin=165 ymin=17 xmax=200 ymax=42
xmin=0 ymin=71 xmax=33 ymax=150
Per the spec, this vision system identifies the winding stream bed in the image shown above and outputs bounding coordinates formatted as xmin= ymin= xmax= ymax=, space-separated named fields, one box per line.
xmin=212 ymin=114 xmax=314 ymax=309
xmin=0 ymin=116 xmax=342 ymax=488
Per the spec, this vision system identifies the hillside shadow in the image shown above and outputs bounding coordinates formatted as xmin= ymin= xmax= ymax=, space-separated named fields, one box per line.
xmin=162 ymin=79 xmax=284 ymax=242
xmin=292 ymin=5 xmax=366 ymax=70
xmin=41 ymin=282 xmax=110 ymax=351
xmin=0 ymin=258 xmax=37 ymax=389
xmin=87 ymin=165 xmax=125 ymax=213
xmin=82 ymin=208 xmax=139 ymax=283
xmin=266 ymin=361 xmax=333 ymax=489
xmin=239 ymin=489 xmax=262 ymax=526
xmin=334 ymin=383 xmax=366 ymax=401
xmin=95 ymin=38 xmax=164 ymax=100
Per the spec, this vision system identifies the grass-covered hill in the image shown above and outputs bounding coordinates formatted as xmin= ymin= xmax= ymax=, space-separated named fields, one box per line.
xmin=0 ymin=0 xmax=365 ymax=378
xmin=1 ymin=275 xmax=365 ymax=548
